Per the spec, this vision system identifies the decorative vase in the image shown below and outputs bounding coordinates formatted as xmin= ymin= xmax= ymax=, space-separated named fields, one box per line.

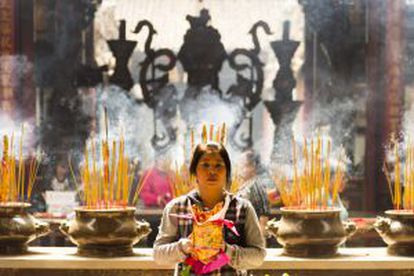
xmin=267 ymin=207 xmax=356 ymax=257
xmin=375 ymin=210 xmax=414 ymax=256
xmin=60 ymin=207 xmax=151 ymax=257
xmin=0 ymin=202 xmax=50 ymax=254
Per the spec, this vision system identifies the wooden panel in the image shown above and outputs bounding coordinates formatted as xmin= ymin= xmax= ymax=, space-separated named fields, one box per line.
xmin=0 ymin=0 xmax=16 ymax=115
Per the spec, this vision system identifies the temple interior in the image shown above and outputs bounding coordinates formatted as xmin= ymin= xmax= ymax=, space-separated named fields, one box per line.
xmin=1 ymin=0 xmax=414 ymax=275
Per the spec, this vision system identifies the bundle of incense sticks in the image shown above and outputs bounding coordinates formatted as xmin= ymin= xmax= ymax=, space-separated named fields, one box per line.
xmin=383 ymin=137 xmax=414 ymax=210
xmin=0 ymin=128 xmax=40 ymax=203
xmin=79 ymin=133 xmax=145 ymax=209
xmin=274 ymin=136 xmax=345 ymax=210
xmin=78 ymin=107 xmax=146 ymax=209
xmin=167 ymin=161 xmax=194 ymax=198
xmin=230 ymin=167 xmax=243 ymax=194
xmin=190 ymin=123 xmax=227 ymax=151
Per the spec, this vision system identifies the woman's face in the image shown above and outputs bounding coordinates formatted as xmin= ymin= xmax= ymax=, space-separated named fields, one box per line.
xmin=196 ymin=149 xmax=227 ymax=191
xmin=56 ymin=164 xmax=68 ymax=181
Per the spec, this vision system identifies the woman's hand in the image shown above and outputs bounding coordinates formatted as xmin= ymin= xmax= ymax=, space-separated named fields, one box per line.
xmin=178 ymin=238 xmax=193 ymax=254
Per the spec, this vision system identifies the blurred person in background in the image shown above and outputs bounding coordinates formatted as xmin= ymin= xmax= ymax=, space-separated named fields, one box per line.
xmin=48 ymin=159 xmax=73 ymax=192
xmin=237 ymin=150 xmax=278 ymax=233
xmin=139 ymin=157 xmax=173 ymax=208
xmin=30 ymin=156 xmax=75 ymax=213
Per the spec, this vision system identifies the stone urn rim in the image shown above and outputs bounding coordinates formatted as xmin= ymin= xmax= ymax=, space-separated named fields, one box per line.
xmin=0 ymin=202 xmax=32 ymax=213
xmin=280 ymin=206 xmax=341 ymax=214
xmin=73 ymin=206 xmax=136 ymax=216
xmin=74 ymin=206 xmax=136 ymax=213
xmin=384 ymin=209 xmax=414 ymax=217
xmin=0 ymin=202 xmax=31 ymax=208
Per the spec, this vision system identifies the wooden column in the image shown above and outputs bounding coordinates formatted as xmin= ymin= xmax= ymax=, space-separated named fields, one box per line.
xmin=384 ymin=1 xmax=405 ymax=139
xmin=16 ymin=0 xmax=35 ymax=119
xmin=364 ymin=0 xmax=405 ymax=211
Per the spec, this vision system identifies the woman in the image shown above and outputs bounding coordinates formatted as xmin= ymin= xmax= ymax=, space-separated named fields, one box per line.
xmin=153 ymin=142 xmax=266 ymax=275
xmin=139 ymin=158 xmax=173 ymax=208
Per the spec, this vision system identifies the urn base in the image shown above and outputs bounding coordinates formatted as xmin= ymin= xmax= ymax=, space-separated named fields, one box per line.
xmin=283 ymin=244 xmax=338 ymax=258
xmin=77 ymin=244 xmax=134 ymax=257
xmin=388 ymin=244 xmax=414 ymax=256
xmin=0 ymin=243 xmax=28 ymax=255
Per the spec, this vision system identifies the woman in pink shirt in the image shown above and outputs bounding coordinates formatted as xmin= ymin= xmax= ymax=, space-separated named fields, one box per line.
xmin=139 ymin=159 xmax=173 ymax=207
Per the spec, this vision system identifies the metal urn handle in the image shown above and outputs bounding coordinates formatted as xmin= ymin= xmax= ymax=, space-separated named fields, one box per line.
xmin=59 ymin=220 xmax=70 ymax=236
xmin=266 ymin=218 xmax=280 ymax=237
xmin=35 ymin=220 xmax=50 ymax=237
xmin=343 ymin=220 xmax=357 ymax=237
xmin=374 ymin=216 xmax=391 ymax=234
xmin=135 ymin=220 xmax=151 ymax=238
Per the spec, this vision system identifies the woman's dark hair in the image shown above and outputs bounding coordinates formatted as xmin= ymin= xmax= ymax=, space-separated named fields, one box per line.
xmin=189 ymin=142 xmax=232 ymax=189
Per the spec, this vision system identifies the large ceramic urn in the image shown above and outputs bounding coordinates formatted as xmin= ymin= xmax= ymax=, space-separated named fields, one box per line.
xmin=60 ymin=207 xmax=151 ymax=257
xmin=375 ymin=210 xmax=414 ymax=256
xmin=267 ymin=207 xmax=356 ymax=257
xmin=0 ymin=202 xmax=50 ymax=254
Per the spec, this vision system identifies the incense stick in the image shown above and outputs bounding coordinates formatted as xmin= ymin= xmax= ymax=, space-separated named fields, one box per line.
xmin=273 ymin=136 xmax=345 ymax=210
xmin=78 ymin=132 xmax=139 ymax=209
xmin=0 ymin=130 xmax=39 ymax=203
xmin=384 ymin=137 xmax=414 ymax=210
